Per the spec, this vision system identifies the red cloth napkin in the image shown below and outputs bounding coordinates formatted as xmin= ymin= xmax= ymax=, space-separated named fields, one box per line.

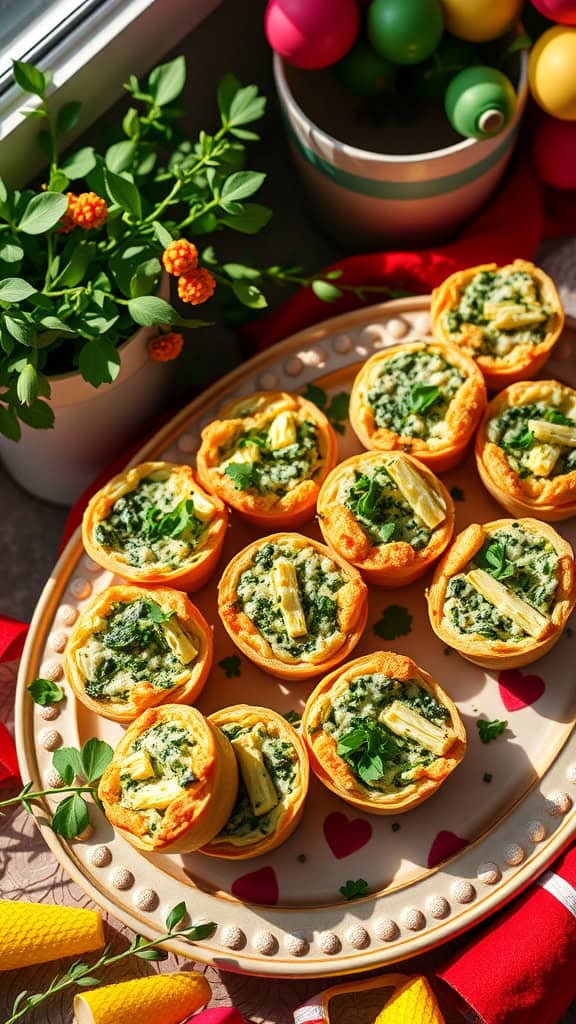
xmin=436 ymin=841 xmax=576 ymax=1024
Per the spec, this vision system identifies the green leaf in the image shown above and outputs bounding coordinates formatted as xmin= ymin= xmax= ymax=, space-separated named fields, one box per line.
xmin=27 ymin=678 xmax=64 ymax=706
xmin=62 ymin=146 xmax=96 ymax=180
xmin=145 ymin=499 xmax=195 ymax=541
xmin=135 ymin=947 xmax=169 ymax=961
xmin=17 ymin=400 xmax=54 ymax=429
xmin=339 ymin=878 xmax=369 ymax=900
xmin=326 ymin=391 xmax=349 ymax=432
xmin=17 ymin=364 xmax=39 ymax=405
xmin=74 ymin=976 xmax=102 ymax=987
xmin=122 ymin=107 xmax=140 ymax=139
xmin=165 ymin=901 xmax=187 ymax=931
xmin=127 ymin=295 xmax=175 ymax=327
xmin=46 ymin=169 xmax=69 ymax=193
xmin=411 ymin=384 xmax=440 ymax=413
xmin=373 ymin=604 xmax=412 ymax=641
xmin=544 ymin=409 xmax=574 ymax=426
xmin=5 ymin=316 xmax=36 ymax=346
xmin=0 ymin=176 xmax=7 ymax=204
xmin=224 ymin=462 xmax=255 ymax=490
xmin=218 ymin=654 xmax=242 ymax=678
xmin=221 ymin=171 xmax=265 ymax=204
xmin=228 ymin=84 xmax=266 ymax=126
xmin=302 ymin=383 xmax=327 ymax=410
xmin=80 ymin=738 xmax=114 ymax=783
xmin=13 ymin=60 xmax=47 ymax=97
xmin=129 ymin=258 xmax=161 ymax=298
xmin=148 ymin=55 xmax=186 ymax=106
xmin=78 ymin=340 xmax=121 ymax=387
xmin=0 ymin=242 xmax=24 ymax=263
xmin=218 ymin=72 xmax=241 ymax=119
xmin=312 ymin=280 xmax=342 ymax=303
xmin=57 ymin=240 xmax=96 ymax=286
xmin=56 ymin=100 xmax=82 ymax=134
xmin=283 ymin=709 xmax=301 ymax=727
xmin=153 ymin=220 xmax=174 ymax=248
xmin=52 ymin=746 xmax=84 ymax=784
xmin=182 ymin=922 xmax=217 ymax=941
xmin=220 ymin=202 xmax=272 ymax=235
xmin=105 ymin=139 xmax=136 ymax=174
xmin=52 ymin=794 xmax=90 ymax=839
xmin=477 ymin=718 xmax=508 ymax=743
xmin=480 ymin=541 xmax=514 ymax=581
xmin=18 ymin=192 xmax=68 ymax=234
xmin=504 ymin=428 xmax=534 ymax=451
xmin=147 ymin=602 xmax=175 ymax=624
xmin=104 ymin=168 xmax=142 ymax=219
xmin=0 ymin=278 xmax=36 ymax=302
xmin=232 ymin=281 xmax=267 ymax=309
xmin=0 ymin=406 xmax=20 ymax=441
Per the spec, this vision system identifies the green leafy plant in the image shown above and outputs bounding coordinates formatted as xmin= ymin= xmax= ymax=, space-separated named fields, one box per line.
xmin=218 ymin=654 xmax=242 ymax=678
xmin=27 ymin=677 xmax=64 ymax=705
xmin=337 ymin=722 xmax=398 ymax=786
xmin=339 ymin=878 xmax=369 ymax=900
xmin=476 ymin=718 xmax=508 ymax=743
xmin=478 ymin=542 xmax=514 ymax=581
xmin=373 ymin=604 xmax=413 ymax=641
xmin=411 ymin=384 xmax=439 ymax=414
xmin=6 ymin=900 xmax=215 ymax=1024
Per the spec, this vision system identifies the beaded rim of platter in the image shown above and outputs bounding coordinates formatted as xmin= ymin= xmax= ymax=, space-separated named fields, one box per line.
xmin=15 ymin=297 xmax=576 ymax=978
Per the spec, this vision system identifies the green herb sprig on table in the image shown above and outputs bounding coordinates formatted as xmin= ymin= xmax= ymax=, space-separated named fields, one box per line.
xmin=477 ymin=718 xmax=508 ymax=743
xmin=339 ymin=878 xmax=369 ymax=900
xmin=301 ymin=384 xmax=350 ymax=435
xmin=218 ymin=654 xmax=242 ymax=678
xmin=373 ymin=604 xmax=412 ymax=641
xmin=27 ymin=677 xmax=64 ymax=705
xmin=6 ymin=901 xmax=215 ymax=1024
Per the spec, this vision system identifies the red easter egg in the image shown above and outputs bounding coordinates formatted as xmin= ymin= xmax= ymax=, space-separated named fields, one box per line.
xmin=532 ymin=114 xmax=576 ymax=187
xmin=530 ymin=0 xmax=576 ymax=25
xmin=265 ymin=0 xmax=360 ymax=69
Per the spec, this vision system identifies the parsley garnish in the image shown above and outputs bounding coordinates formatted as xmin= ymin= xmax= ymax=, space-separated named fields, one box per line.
xmin=477 ymin=718 xmax=507 ymax=743
xmin=145 ymin=498 xmax=197 ymax=540
xmin=302 ymin=383 xmax=350 ymax=435
xmin=27 ymin=678 xmax=64 ymax=706
xmin=283 ymin=709 xmax=302 ymax=727
xmin=480 ymin=541 xmax=514 ymax=581
xmin=544 ymin=409 xmax=574 ymax=426
xmin=450 ymin=486 xmax=464 ymax=502
xmin=218 ymin=654 xmax=242 ymax=678
xmin=411 ymin=384 xmax=439 ymax=413
xmin=373 ymin=604 xmax=412 ymax=641
xmin=337 ymin=722 xmax=398 ymax=785
xmin=503 ymin=429 xmax=534 ymax=451
xmin=224 ymin=462 xmax=256 ymax=490
xmin=146 ymin=602 xmax=176 ymax=623
xmin=483 ymin=772 xmax=493 ymax=783
xmin=340 ymin=878 xmax=369 ymax=900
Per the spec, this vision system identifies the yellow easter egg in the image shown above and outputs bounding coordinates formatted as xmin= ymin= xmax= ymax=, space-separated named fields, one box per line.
xmin=439 ymin=0 xmax=522 ymax=41
xmin=529 ymin=26 xmax=576 ymax=120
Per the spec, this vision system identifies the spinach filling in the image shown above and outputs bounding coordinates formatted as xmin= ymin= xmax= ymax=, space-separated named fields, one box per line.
xmin=444 ymin=269 xmax=551 ymax=358
xmin=322 ymin=673 xmax=448 ymax=792
xmin=220 ymin=419 xmax=321 ymax=497
xmin=95 ymin=474 xmax=206 ymax=569
xmin=236 ymin=542 xmax=344 ymax=659
xmin=487 ymin=402 xmax=576 ymax=479
xmin=341 ymin=466 xmax=432 ymax=549
xmin=445 ymin=524 xmax=559 ymax=642
xmin=82 ymin=599 xmax=191 ymax=703
xmin=367 ymin=349 xmax=464 ymax=440
xmin=218 ymin=723 xmax=297 ymax=841
xmin=121 ymin=721 xmax=197 ymax=835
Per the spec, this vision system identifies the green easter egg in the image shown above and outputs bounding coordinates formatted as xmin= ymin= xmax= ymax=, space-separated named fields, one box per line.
xmin=445 ymin=66 xmax=517 ymax=139
xmin=334 ymin=38 xmax=395 ymax=96
xmin=367 ymin=0 xmax=444 ymax=66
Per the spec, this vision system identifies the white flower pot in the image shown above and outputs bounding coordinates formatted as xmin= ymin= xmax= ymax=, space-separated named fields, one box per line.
xmin=0 ymin=283 xmax=178 ymax=506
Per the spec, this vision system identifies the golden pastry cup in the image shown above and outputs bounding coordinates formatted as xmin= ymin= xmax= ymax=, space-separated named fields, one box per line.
xmin=427 ymin=517 xmax=576 ymax=669
xmin=64 ymin=584 xmax=213 ymax=723
xmin=475 ymin=380 xmax=576 ymax=522
xmin=302 ymin=651 xmax=466 ymax=816
xmin=98 ymin=704 xmax=238 ymax=854
xmin=201 ymin=704 xmax=310 ymax=860
xmin=217 ymin=532 xmax=368 ymax=681
xmin=431 ymin=259 xmax=565 ymax=391
xmin=349 ymin=340 xmax=486 ymax=471
xmin=196 ymin=390 xmax=338 ymax=529
xmin=82 ymin=461 xmax=228 ymax=592
xmin=317 ymin=451 xmax=455 ymax=587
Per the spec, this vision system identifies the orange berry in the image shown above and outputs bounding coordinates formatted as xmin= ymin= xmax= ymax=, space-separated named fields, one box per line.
xmin=178 ymin=267 xmax=216 ymax=305
xmin=71 ymin=192 xmax=108 ymax=230
xmin=147 ymin=332 xmax=184 ymax=362
xmin=162 ymin=239 xmax=199 ymax=276
xmin=57 ymin=192 xmax=79 ymax=234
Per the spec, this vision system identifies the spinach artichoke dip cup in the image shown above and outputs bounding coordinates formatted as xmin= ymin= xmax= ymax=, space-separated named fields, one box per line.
xmin=201 ymin=705 xmax=309 ymax=860
xmin=302 ymin=652 xmax=466 ymax=815
xmin=82 ymin=461 xmax=228 ymax=592
xmin=427 ymin=518 xmax=576 ymax=669
xmin=349 ymin=340 xmax=486 ymax=471
xmin=475 ymin=379 xmax=576 ymax=521
xmin=196 ymin=390 xmax=338 ymax=529
xmin=98 ymin=704 xmax=238 ymax=854
xmin=317 ymin=451 xmax=455 ymax=587
xmin=431 ymin=259 xmax=564 ymax=391
xmin=64 ymin=585 xmax=213 ymax=722
xmin=217 ymin=532 xmax=368 ymax=681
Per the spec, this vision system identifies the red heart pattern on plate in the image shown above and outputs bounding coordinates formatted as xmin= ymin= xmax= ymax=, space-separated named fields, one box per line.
xmin=323 ymin=811 xmax=373 ymax=859
xmin=427 ymin=830 xmax=468 ymax=869
xmin=498 ymin=669 xmax=546 ymax=711
xmin=231 ymin=866 xmax=279 ymax=905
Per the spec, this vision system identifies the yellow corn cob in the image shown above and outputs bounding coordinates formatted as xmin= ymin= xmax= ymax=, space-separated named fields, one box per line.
xmin=74 ymin=971 xmax=211 ymax=1024
xmin=375 ymin=976 xmax=445 ymax=1024
xmin=0 ymin=899 xmax=104 ymax=970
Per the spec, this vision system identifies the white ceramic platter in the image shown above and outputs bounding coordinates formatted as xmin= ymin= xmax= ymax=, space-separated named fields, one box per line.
xmin=15 ymin=297 xmax=576 ymax=978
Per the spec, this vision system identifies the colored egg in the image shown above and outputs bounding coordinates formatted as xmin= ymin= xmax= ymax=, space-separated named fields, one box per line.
xmin=529 ymin=26 xmax=576 ymax=118
xmin=530 ymin=0 xmax=576 ymax=25
xmin=334 ymin=38 xmax=396 ymax=96
xmin=445 ymin=66 xmax=517 ymax=139
xmin=439 ymin=0 xmax=523 ymax=42
xmin=264 ymin=0 xmax=360 ymax=70
xmin=366 ymin=0 xmax=444 ymax=66
xmin=532 ymin=114 xmax=576 ymax=187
